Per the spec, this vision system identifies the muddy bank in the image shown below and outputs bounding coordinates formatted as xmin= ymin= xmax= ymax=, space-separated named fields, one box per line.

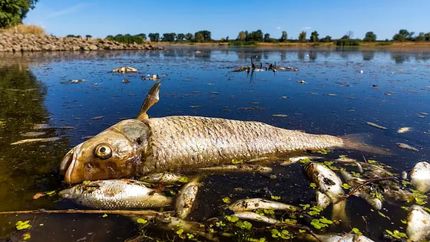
xmin=0 ymin=32 xmax=163 ymax=52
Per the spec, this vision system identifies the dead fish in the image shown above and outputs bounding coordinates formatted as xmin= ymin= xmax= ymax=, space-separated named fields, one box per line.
xmin=397 ymin=127 xmax=412 ymax=134
xmin=407 ymin=205 xmax=430 ymax=242
xmin=59 ymin=179 xmax=172 ymax=209
xmin=176 ymin=178 xmax=200 ymax=219
xmin=272 ymin=114 xmax=288 ymax=118
xmin=316 ymin=233 xmax=374 ymax=242
xmin=281 ymin=156 xmax=323 ymax=166
xmin=334 ymin=156 xmax=363 ymax=173
xmin=139 ymin=172 xmax=187 ymax=184
xmin=228 ymin=198 xmax=298 ymax=213
xmin=11 ymin=137 xmax=60 ymax=145
xmin=156 ymin=215 xmax=218 ymax=241
xmin=60 ymin=83 xmax=388 ymax=184
xmin=233 ymin=211 xmax=281 ymax=224
xmin=366 ymin=122 xmax=387 ymax=130
xmin=305 ymin=162 xmax=348 ymax=223
xmin=410 ymin=161 xmax=430 ymax=193
xmin=340 ymin=169 xmax=383 ymax=210
xmin=397 ymin=142 xmax=419 ymax=152
xmin=198 ymin=164 xmax=272 ymax=174
xmin=91 ymin=116 xmax=104 ymax=120
xmin=112 ymin=66 xmax=138 ymax=73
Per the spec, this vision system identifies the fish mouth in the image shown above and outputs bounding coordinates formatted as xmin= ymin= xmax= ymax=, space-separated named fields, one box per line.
xmin=60 ymin=144 xmax=84 ymax=184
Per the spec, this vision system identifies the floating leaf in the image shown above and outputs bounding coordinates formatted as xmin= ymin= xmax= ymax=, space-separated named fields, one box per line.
xmin=341 ymin=183 xmax=351 ymax=189
xmin=271 ymin=195 xmax=281 ymax=200
xmin=315 ymin=149 xmax=330 ymax=155
xmin=22 ymin=232 xmax=31 ymax=241
xmin=235 ymin=220 xmax=252 ymax=230
xmin=46 ymin=190 xmax=56 ymax=196
xmin=178 ymin=176 xmax=189 ymax=183
xmin=309 ymin=183 xmax=317 ymax=189
xmin=308 ymin=206 xmax=323 ymax=216
xmin=299 ymin=158 xmax=311 ymax=164
xmin=367 ymin=159 xmax=377 ymax=164
xmin=102 ymin=214 xmax=108 ymax=218
xmin=215 ymin=221 xmax=226 ymax=227
xmin=352 ymin=227 xmax=362 ymax=236
xmin=300 ymin=204 xmax=310 ymax=210
xmin=16 ymin=220 xmax=31 ymax=230
xmin=222 ymin=197 xmax=231 ymax=204
xmin=225 ymin=215 xmax=239 ymax=223
xmin=385 ymin=229 xmax=407 ymax=239
xmin=271 ymin=229 xmax=293 ymax=239
xmin=136 ymin=218 xmax=148 ymax=225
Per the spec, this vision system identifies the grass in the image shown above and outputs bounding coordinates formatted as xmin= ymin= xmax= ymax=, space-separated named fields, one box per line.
xmin=0 ymin=24 xmax=46 ymax=36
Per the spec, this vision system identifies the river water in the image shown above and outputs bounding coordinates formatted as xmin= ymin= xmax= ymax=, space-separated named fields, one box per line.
xmin=0 ymin=48 xmax=429 ymax=241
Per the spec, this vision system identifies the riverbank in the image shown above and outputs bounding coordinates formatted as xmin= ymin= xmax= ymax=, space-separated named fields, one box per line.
xmin=157 ymin=41 xmax=430 ymax=50
xmin=0 ymin=32 xmax=162 ymax=52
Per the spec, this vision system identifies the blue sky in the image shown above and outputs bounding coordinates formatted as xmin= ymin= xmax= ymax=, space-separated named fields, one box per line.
xmin=25 ymin=0 xmax=430 ymax=40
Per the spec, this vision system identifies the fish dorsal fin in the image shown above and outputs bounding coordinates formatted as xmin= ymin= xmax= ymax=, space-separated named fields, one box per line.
xmin=137 ymin=82 xmax=160 ymax=121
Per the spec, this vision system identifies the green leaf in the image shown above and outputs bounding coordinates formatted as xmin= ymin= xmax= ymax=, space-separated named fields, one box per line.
xmin=308 ymin=206 xmax=323 ymax=216
xmin=16 ymin=220 xmax=31 ymax=230
xmin=319 ymin=217 xmax=333 ymax=225
xmin=178 ymin=176 xmax=189 ymax=183
xmin=225 ymin=215 xmax=239 ymax=223
xmin=23 ymin=232 xmax=31 ymax=241
xmin=136 ymin=218 xmax=148 ymax=225
xmin=352 ymin=227 xmax=362 ymax=236
xmin=367 ymin=159 xmax=377 ymax=164
xmin=222 ymin=197 xmax=231 ymax=204
xmin=45 ymin=190 xmax=56 ymax=196
xmin=341 ymin=183 xmax=351 ymax=189
xmin=309 ymin=183 xmax=317 ymax=189
xmin=271 ymin=195 xmax=281 ymax=201
xmin=235 ymin=220 xmax=252 ymax=230
xmin=231 ymin=159 xmax=243 ymax=164
xmin=385 ymin=229 xmax=407 ymax=239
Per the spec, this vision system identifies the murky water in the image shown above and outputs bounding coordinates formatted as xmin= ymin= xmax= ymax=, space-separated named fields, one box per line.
xmin=0 ymin=48 xmax=429 ymax=241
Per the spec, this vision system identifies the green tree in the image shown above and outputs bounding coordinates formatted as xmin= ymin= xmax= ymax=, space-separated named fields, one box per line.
xmin=185 ymin=33 xmax=193 ymax=41
xmin=148 ymin=33 xmax=160 ymax=42
xmin=194 ymin=30 xmax=211 ymax=42
xmin=320 ymin=35 xmax=332 ymax=42
xmin=280 ymin=31 xmax=288 ymax=42
xmin=310 ymin=31 xmax=319 ymax=42
xmin=415 ymin=32 xmax=425 ymax=41
xmin=264 ymin=33 xmax=271 ymax=42
xmin=176 ymin=33 xmax=185 ymax=41
xmin=298 ymin=31 xmax=307 ymax=42
xmin=393 ymin=29 xmax=414 ymax=41
xmin=363 ymin=31 xmax=377 ymax=42
xmin=247 ymin=29 xmax=263 ymax=41
xmin=161 ymin=32 xmax=176 ymax=42
xmin=0 ymin=0 xmax=37 ymax=28
xmin=237 ymin=31 xmax=247 ymax=41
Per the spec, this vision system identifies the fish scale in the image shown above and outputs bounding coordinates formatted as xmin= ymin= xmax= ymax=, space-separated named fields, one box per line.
xmin=141 ymin=116 xmax=343 ymax=173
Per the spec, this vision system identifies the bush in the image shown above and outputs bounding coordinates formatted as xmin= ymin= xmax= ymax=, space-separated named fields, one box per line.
xmin=0 ymin=24 xmax=45 ymax=35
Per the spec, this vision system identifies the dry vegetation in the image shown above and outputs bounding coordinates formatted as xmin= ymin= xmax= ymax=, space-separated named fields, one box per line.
xmin=0 ymin=24 xmax=46 ymax=36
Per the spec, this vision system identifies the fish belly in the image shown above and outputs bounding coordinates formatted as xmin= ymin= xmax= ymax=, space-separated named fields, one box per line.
xmin=141 ymin=116 xmax=343 ymax=173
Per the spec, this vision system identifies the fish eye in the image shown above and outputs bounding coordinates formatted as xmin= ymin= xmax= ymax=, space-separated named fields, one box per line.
xmin=94 ymin=143 xmax=112 ymax=159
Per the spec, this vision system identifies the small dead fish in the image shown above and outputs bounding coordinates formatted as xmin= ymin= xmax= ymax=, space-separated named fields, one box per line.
xmin=140 ymin=172 xmax=187 ymax=184
xmin=366 ymin=122 xmax=387 ymax=130
xmin=316 ymin=233 xmax=374 ymax=242
xmin=305 ymin=162 xmax=344 ymax=202
xmin=59 ymin=179 xmax=172 ymax=209
xmin=112 ymin=66 xmax=138 ymax=73
xmin=198 ymin=164 xmax=272 ymax=174
xmin=11 ymin=137 xmax=60 ymax=145
xmin=397 ymin=127 xmax=412 ymax=134
xmin=176 ymin=178 xmax=200 ymax=219
xmin=282 ymin=156 xmax=323 ymax=166
xmin=407 ymin=205 xmax=430 ymax=242
xmin=334 ymin=156 xmax=363 ymax=173
xmin=272 ymin=114 xmax=288 ymax=118
xmin=397 ymin=142 xmax=419 ymax=152
xmin=91 ymin=116 xmax=105 ymax=120
xmin=233 ymin=211 xmax=281 ymax=225
xmin=228 ymin=198 xmax=298 ymax=213
xmin=410 ymin=161 xmax=430 ymax=193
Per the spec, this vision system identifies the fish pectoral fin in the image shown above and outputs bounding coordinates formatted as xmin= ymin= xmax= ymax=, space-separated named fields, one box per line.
xmin=137 ymin=82 xmax=161 ymax=120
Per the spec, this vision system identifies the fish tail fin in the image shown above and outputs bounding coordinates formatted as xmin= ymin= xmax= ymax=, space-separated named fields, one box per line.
xmin=340 ymin=133 xmax=390 ymax=155
xmin=332 ymin=200 xmax=349 ymax=226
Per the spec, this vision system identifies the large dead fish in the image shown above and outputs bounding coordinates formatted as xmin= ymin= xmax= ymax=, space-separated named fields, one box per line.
xmin=59 ymin=179 xmax=172 ymax=209
xmin=410 ymin=161 xmax=430 ymax=193
xmin=407 ymin=205 xmax=430 ymax=242
xmin=60 ymin=83 xmax=388 ymax=184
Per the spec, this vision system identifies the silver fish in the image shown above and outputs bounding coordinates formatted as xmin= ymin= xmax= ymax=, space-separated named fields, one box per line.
xmin=407 ymin=205 xmax=430 ymax=242
xmin=410 ymin=161 xmax=430 ymax=193
xmin=233 ymin=211 xmax=281 ymax=224
xmin=59 ymin=179 xmax=172 ymax=209
xmin=176 ymin=178 xmax=200 ymax=219
xmin=60 ymin=83 xmax=387 ymax=184
xmin=228 ymin=198 xmax=298 ymax=213
xmin=397 ymin=142 xmax=419 ymax=152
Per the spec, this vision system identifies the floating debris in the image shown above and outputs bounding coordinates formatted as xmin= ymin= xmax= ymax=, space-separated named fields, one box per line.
xmin=410 ymin=161 xmax=430 ymax=193
xmin=298 ymin=80 xmax=306 ymax=84
xmin=366 ymin=121 xmax=387 ymax=130
xmin=407 ymin=205 xmax=430 ymax=242
xmin=272 ymin=114 xmax=288 ymax=118
xmin=11 ymin=137 xmax=60 ymax=145
xmin=91 ymin=116 xmax=104 ymax=120
xmin=397 ymin=127 xmax=412 ymax=134
xmin=176 ymin=178 xmax=200 ymax=219
xmin=396 ymin=142 xmax=419 ymax=152
xmin=112 ymin=66 xmax=138 ymax=73
xmin=122 ymin=79 xmax=130 ymax=84
xmin=20 ymin=131 xmax=46 ymax=137
xmin=59 ymin=179 xmax=172 ymax=209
